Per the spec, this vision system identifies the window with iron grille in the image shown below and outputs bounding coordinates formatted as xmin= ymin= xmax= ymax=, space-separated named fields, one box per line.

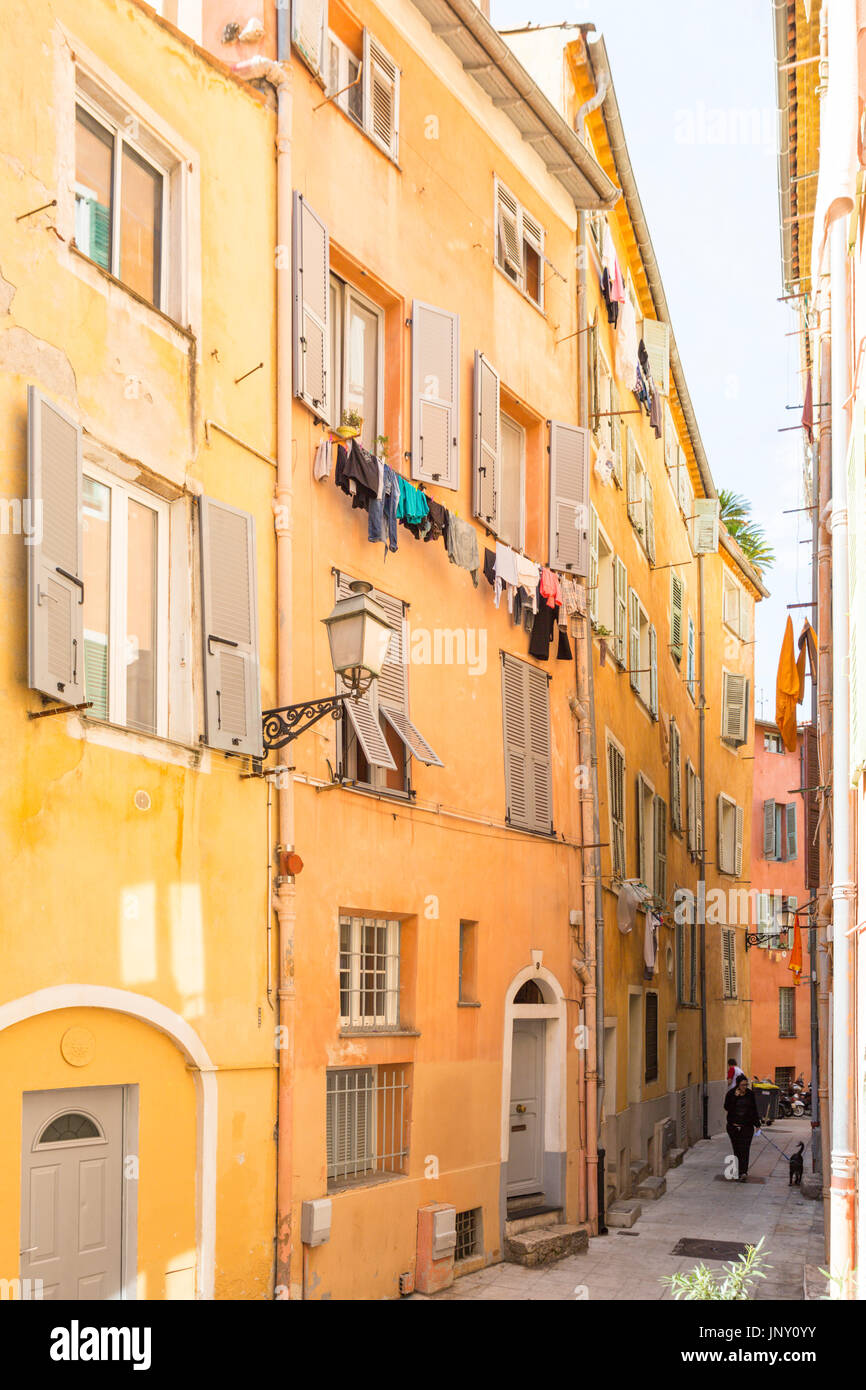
xmin=607 ymin=737 xmax=626 ymax=878
xmin=326 ymin=1065 xmax=409 ymax=1188
xmin=779 ymin=987 xmax=796 ymax=1038
xmin=339 ymin=915 xmax=400 ymax=1029
xmin=645 ymin=991 xmax=658 ymax=1082
xmin=775 ymin=1066 xmax=795 ymax=1090
xmin=455 ymin=1208 xmax=482 ymax=1262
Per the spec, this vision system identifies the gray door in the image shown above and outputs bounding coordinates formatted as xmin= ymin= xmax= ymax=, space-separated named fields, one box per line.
xmin=21 ymin=1086 xmax=124 ymax=1300
xmin=507 ymin=1020 xmax=544 ymax=1195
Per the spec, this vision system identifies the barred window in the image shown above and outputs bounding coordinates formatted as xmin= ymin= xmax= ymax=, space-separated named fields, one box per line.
xmin=455 ymin=1208 xmax=482 ymax=1262
xmin=779 ymin=987 xmax=796 ymax=1038
xmin=326 ymin=1066 xmax=409 ymax=1188
xmin=339 ymin=915 xmax=400 ymax=1029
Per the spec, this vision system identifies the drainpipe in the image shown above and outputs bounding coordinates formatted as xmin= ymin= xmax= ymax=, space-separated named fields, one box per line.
xmin=698 ymin=555 xmax=709 ymax=1138
xmin=816 ymin=314 xmax=833 ymax=1251
xmin=828 ymin=214 xmax=856 ymax=1296
xmin=231 ymin=54 xmax=295 ymax=1300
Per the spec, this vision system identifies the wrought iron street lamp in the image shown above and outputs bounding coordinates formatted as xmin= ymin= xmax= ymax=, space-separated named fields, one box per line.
xmin=262 ymin=581 xmax=392 ymax=752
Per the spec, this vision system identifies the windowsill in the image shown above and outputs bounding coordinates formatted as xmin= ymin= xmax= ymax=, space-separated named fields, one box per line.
xmin=69 ymin=714 xmax=238 ymax=771
xmin=338 ymin=1027 xmax=420 ymax=1038
xmin=457 ymin=1000 xmax=481 ymax=1009
xmin=325 ymin=94 xmax=401 ymax=171
xmin=327 ymin=1169 xmax=406 ymax=1196
xmin=333 ymin=777 xmax=414 ymax=805
xmin=69 ymin=242 xmax=194 ymax=343
xmin=493 ymin=260 xmax=545 ymax=317
xmin=677 ymin=1001 xmax=701 ymax=1010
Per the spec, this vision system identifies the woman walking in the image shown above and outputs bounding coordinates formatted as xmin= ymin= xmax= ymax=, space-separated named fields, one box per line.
xmin=724 ymin=1075 xmax=762 ymax=1181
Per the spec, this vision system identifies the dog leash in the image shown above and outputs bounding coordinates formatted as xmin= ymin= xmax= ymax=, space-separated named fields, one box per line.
xmin=755 ymin=1130 xmax=797 ymax=1162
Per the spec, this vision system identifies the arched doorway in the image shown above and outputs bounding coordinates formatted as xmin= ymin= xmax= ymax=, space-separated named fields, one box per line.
xmin=500 ymin=965 xmax=567 ymax=1218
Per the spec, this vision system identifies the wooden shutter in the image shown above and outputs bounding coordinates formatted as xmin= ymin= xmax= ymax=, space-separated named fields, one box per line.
xmin=345 ymin=694 xmax=398 ymax=770
xmin=785 ymin=802 xmax=798 ymax=860
xmin=628 ymin=589 xmax=640 ymax=691
xmin=496 ymin=181 xmax=522 ymax=276
xmin=292 ymin=192 xmax=330 ymax=421
xmin=548 ymin=421 xmax=590 ymax=573
xmin=611 ymin=380 xmax=623 ymax=486
xmin=695 ymin=775 xmax=703 ymax=853
xmin=641 ymin=319 xmax=670 ymax=394
xmin=502 ymin=653 xmax=552 ymax=834
xmin=589 ymin=507 xmax=599 ymax=624
xmin=678 ymin=447 xmax=693 ymax=517
xmin=722 ymin=671 xmax=749 ymax=744
xmin=722 ymin=931 xmax=734 ymax=998
xmin=614 ymin=557 xmax=628 ymax=665
xmin=670 ymin=720 xmax=682 ymax=830
xmin=692 ymin=498 xmax=720 ymax=554
xmin=686 ymin=764 xmax=696 ymax=852
xmin=412 ymin=300 xmax=459 ymax=489
xmin=588 ymin=318 xmax=599 ymax=432
xmin=334 ymin=574 xmax=398 ymax=771
xmin=645 ymin=992 xmax=658 ymax=1082
xmin=654 ymin=796 xmax=667 ymax=900
xmin=27 ymin=387 xmax=84 ymax=704
xmin=663 ymin=402 xmax=675 ymax=472
xmin=374 ymin=587 xmax=442 ymax=766
xmin=676 ymin=920 xmax=685 ymax=1001
xmin=626 ymin=432 xmax=642 ymax=526
xmin=687 ymin=617 xmax=695 ymax=696
xmin=735 ymin=804 xmax=744 ymax=877
xmin=527 ymin=664 xmax=553 ymax=833
xmin=608 ymin=741 xmax=625 ymax=877
xmin=670 ymin=573 xmax=684 ymax=662
xmin=717 ymin=794 xmax=728 ymax=874
xmin=292 ymin=0 xmax=326 ymax=72
xmin=645 ymin=477 xmax=655 ymax=563
xmin=763 ymin=798 xmax=777 ymax=859
xmin=380 ymin=706 xmax=443 ymax=767
xmin=802 ymin=726 xmax=820 ymax=889
xmin=200 ymin=497 xmax=262 ymax=756
xmin=473 ymin=351 xmax=500 ymax=530
xmin=636 ymin=777 xmax=646 ymax=883
xmin=649 ymin=623 xmax=658 ymax=719
xmin=363 ymin=31 xmax=400 ymax=160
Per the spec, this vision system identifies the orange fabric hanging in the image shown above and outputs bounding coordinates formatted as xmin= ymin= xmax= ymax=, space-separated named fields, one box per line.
xmin=775 ymin=617 xmax=801 ymax=752
xmin=788 ymin=918 xmax=804 ymax=983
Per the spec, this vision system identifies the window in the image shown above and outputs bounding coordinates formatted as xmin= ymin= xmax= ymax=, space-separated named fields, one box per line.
xmin=325 ymin=29 xmax=400 ymax=161
xmin=723 ymin=570 xmax=750 ymax=640
xmin=678 ymin=448 xmax=695 ymax=523
xmin=455 ymin=1208 xmax=482 ymax=1262
xmin=589 ymin=510 xmax=615 ymax=637
xmin=754 ymin=891 xmax=788 ymax=948
xmin=645 ymin=991 xmax=659 ymax=1083
xmin=721 ymin=929 xmax=738 ymax=1000
xmin=626 ymin=432 xmax=655 ymax=559
xmin=37 ymin=1113 xmax=102 ymax=1146
xmin=82 ymin=466 xmax=169 ymax=737
xmin=762 ymin=799 xmax=798 ymax=861
xmin=764 ymin=730 xmax=785 ymax=753
xmin=775 ymin=1066 xmax=795 ymax=1090
xmin=495 ymin=179 xmax=546 ymax=310
xmin=613 ymin=557 xmax=628 ymax=666
xmin=326 ymin=1065 xmax=409 ymax=1188
xmin=326 ymin=31 xmax=364 ymax=127
xmin=686 ymin=615 xmax=696 ymax=701
xmin=329 ymin=275 xmax=383 ymax=449
xmin=675 ymin=891 xmax=697 ymax=1005
xmin=721 ymin=670 xmax=749 ymax=746
xmin=654 ymin=796 xmax=667 ymax=901
xmin=628 ymin=588 xmax=657 ymax=715
xmin=499 ymin=413 xmax=525 ymax=550
xmin=670 ymin=719 xmax=682 ymax=832
xmin=636 ymin=774 xmax=655 ymax=890
xmin=458 ymin=921 xmax=478 ymax=1004
xmin=75 ymin=100 xmax=166 ymax=309
xmin=607 ymin=737 xmax=626 ymax=879
xmin=670 ymin=572 xmax=685 ymax=664
xmin=779 ymin=987 xmax=796 ymax=1038
xmin=337 ymin=574 xmax=442 ymax=792
xmin=717 ymin=795 xmax=744 ymax=877
xmin=501 ymin=653 xmax=553 ymax=834
xmin=686 ymin=760 xmax=703 ymax=857
xmin=339 ymin=915 xmax=400 ymax=1029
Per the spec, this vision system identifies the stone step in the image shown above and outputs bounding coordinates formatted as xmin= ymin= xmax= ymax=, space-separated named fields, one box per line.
xmin=636 ymin=1175 xmax=667 ymax=1201
xmin=505 ymin=1191 xmax=546 ymax=1213
xmin=505 ymin=1206 xmax=563 ymax=1237
xmin=630 ymin=1160 xmax=650 ymax=1186
xmin=505 ymin=1223 xmax=589 ymax=1268
xmin=667 ymin=1148 xmax=685 ymax=1169
xmin=605 ymin=1199 xmax=641 ymax=1228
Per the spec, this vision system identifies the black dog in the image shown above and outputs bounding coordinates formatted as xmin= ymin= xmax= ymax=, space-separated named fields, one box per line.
xmin=789 ymin=1141 xmax=804 ymax=1185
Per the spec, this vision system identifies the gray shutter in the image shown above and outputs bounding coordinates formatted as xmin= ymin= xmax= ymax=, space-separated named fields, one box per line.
xmin=589 ymin=507 xmax=599 ymax=624
xmin=614 ymin=557 xmax=627 ymax=665
xmin=496 ymin=182 xmax=522 ymax=276
xmin=670 ymin=720 xmax=681 ymax=830
xmin=636 ymin=777 xmax=646 ymax=883
xmin=649 ymin=623 xmax=658 ymax=719
xmin=786 ymin=802 xmax=798 ymax=860
xmin=686 ymin=764 xmax=696 ymax=854
xmin=502 ymin=653 xmax=529 ymax=828
xmin=654 ymin=796 xmax=666 ymax=900
xmin=363 ymin=31 xmax=400 ymax=160
xmin=645 ymin=477 xmax=655 ymax=563
xmin=527 ymin=663 xmax=553 ymax=833
xmin=292 ymin=0 xmax=326 ymax=73
xmin=293 ymin=192 xmax=330 ymax=421
xmin=695 ymin=776 xmax=703 ymax=853
xmin=722 ymin=672 xmax=748 ymax=744
xmin=344 ymin=696 xmax=397 ymax=770
xmin=548 ymin=421 xmax=590 ymax=573
xmin=27 ymin=387 xmax=84 ymax=704
xmin=670 ymin=573 xmax=684 ymax=662
xmin=412 ymin=300 xmax=459 ymax=489
xmin=380 ymin=706 xmax=442 ymax=766
xmin=627 ymin=433 xmax=642 ymax=527
xmin=628 ymin=589 xmax=640 ymax=691
xmin=763 ymin=799 xmax=777 ymax=859
xmin=200 ymin=497 xmax=262 ymax=756
xmin=735 ymin=805 xmax=744 ymax=877
xmin=335 ymin=572 xmax=398 ymax=770
xmin=473 ymin=351 xmax=500 ymax=530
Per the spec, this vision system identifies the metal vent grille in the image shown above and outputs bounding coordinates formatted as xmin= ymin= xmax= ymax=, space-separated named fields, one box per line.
xmin=455 ymin=1207 xmax=481 ymax=1262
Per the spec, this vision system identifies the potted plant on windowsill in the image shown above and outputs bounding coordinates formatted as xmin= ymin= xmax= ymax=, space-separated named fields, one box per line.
xmin=595 ymin=624 xmax=612 ymax=638
xmin=335 ymin=408 xmax=363 ymax=440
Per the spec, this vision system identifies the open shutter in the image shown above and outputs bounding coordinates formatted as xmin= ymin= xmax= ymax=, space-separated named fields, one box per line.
xmin=686 ymin=765 xmax=696 ymax=853
xmin=527 ymin=664 xmax=553 ymax=833
xmin=335 ymin=574 xmax=398 ymax=771
xmin=670 ymin=720 xmax=681 ymax=830
xmin=786 ymin=802 xmax=798 ymax=860
xmin=722 ymin=671 xmax=748 ymax=744
xmin=626 ymin=433 xmax=641 ymax=526
xmin=654 ymin=796 xmax=666 ymax=900
xmin=687 ymin=617 xmax=695 ymax=697
xmin=292 ymin=0 xmax=326 ymax=72
xmin=803 ymin=726 xmax=820 ymax=888
xmin=636 ymin=777 xmax=646 ymax=883
xmin=763 ymin=798 xmax=777 ymax=859
xmin=628 ymin=589 xmax=640 ymax=691
xmin=345 ymin=696 xmax=397 ymax=770
xmin=380 ymin=706 xmax=442 ymax=767
xmin=496 ymin=181 xmax=522 ymax=277
xmin=549 ymin=421 xmax=590 ymax=573
xmin=645 ymin=477 xmax=655 ymax=563
xmin=695 ymin=775 xmax=703 ymax=853
xmin=692 ymin=498 xmax=720 ymax=554
xmin=641 ymin=319 xmax=670 ymax=394
xmin=678 ymin=447 xmax=693 ymax=517
xmin=614 ymin=557 xmax=628 ymax=665
xmin=588 ymin=318 xmax=599 ymax=432
xmin=735 ymin=804 xmax=744 ymax=877
xmin=717 ymin=794 xmax=727 ymax=874
xmin=412 ymin=300 xmax=459 ymax=489
xmin=649 ymin=623 xmax=658 ymax=719
xmin=292 ymin=192 xmax=330 ymax=421
xmin=473 ymin=351 xmax=500 ymax=530
xmin=589 ymin=507 xmax=599 ymax=624
xmin=611 ymin=380 xmax=623 ymax=486
xmin=27 ymin=387 xmax=85 ymax=704
xmin=670 ymin=573 xmax=684 ymax=662
xmin=363 ymin=31 xmax=400 ymax=161
xmin=722 ymin=932 xmax=733 ymax=998
xmin=663 ymin=401 xmax=675 ymax=473
xmin=200 ymin=497 xmax=262 ymax=757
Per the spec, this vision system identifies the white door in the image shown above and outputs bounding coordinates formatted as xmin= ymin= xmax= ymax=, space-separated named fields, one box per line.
xmin=507 ymin=1020 xmax=544 ymax=1195
xmin=21 ymin=1086 xmax=124 ymax=1300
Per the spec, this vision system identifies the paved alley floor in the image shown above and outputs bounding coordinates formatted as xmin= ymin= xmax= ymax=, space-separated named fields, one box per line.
xmin=428 ymin=1119 xmax=824 ymax=1301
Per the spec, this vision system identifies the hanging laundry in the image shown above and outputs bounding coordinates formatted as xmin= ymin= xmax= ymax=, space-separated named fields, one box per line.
xmin=611 ymin=259 xmax=626 ymax=307
xmin=649 ymin=384 xmax=663 ymax=439
xmin=556 ymin=625 xmax=572 ymax=661
xmin=560 ymin=576 xmax=585 ymax=617
xmin=601 ymin=222 xmax=617 ymax=279
xmin=529 ymin=580 xmax=560 ymax=659
xmin=539 ymin=567 xmax=563 ymax=610
xmin=615 ymin=296 xmax=640 ymax=388
xmin=396 ymin=474 xmax=430 ymax=535
xmin=368 ymin=463 xmax=400 ymax=553
xmin=594 ymin=443 xmax=616 ymax=486
xmin=313 ymin=437 xmax=332 ymax=481
xmin=334 ymin=439 xmax=379 ymax=510
xmin=446 ymin=513 xmax=480 ymax=586
xmin=483 ymin=547 xmax=496 ymax=587
xmin=494 ymin=541 xmax=520 ymax=610
xmin=775 ymin=615 xmax=803 ymax=753
xmin=601 ymin=267 xmax=619 ymax=328
xmin=424 ymin=496 xmax=448 ymax=544
xmin=514 ymin=554 xmax=540 ymax=612
xmin=643 ymin=911 xmax=660 ymax=980
xmin=801 ymin=370 xmax=814 ymax=445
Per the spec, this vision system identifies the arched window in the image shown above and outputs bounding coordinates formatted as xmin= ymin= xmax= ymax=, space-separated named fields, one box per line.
xmin=37 ymin=1113 xmax=102 ymax=1145
xmin=514 ymin=979 xmax=544 ymax=1004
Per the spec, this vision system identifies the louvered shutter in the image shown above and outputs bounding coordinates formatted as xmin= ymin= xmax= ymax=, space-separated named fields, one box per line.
xmin=363 ymin=31 xmax=400 ymax=161
xmin=722 ymin=672 xmax=748 ymax=744
xmin=692 ymin=498 xmax=720 ymax=554
xmin=614 ymin=557 xmax=628 ymax=665
xmin=548 ymin=421 xmax=590 ymax=573
xmin=803 ymin=726 xmax=820 ymax=888
xmin=611 ymin=381 xmax=623 ymax=486
xmin=687 ymin=617 xmax=695 ymax=696
xmin=608 ymin=742 xmax=626 ymax=877
xmin=411 ymin=300 xmax=459 ymax=489
xmin=589 ymin=507 xmax=599 ymax=624
xmin=588 ymin=319 xmax=599 ymax=432
xmin=786 ymin=802 xmax=798 ymax=860
xmin=722 ymin=931 xmax=733 ymax=998
xmin=676 ymin=920 xmax=685 ymax=1000
xmin=641 ymin=319 xmax=670 ymax=395
xmin=763 ymin=799 xmax=777 ymax=859
xmin=628 ymin=589 xmax=640 ymax=691
xmin=645 ymin=477 xmax=655 ymax=563
xmin=686 ymin=765 xmax=696 ymax=852
xmin=664 ymin=402 xmax=675 ymax=473
xmin=670 ymin=720 xmax=682 ymax=830
xmin=626 ymin=433 xmax=641 ymax=526
xmin=200 ymin=497 xmax=261 ymax=756
xmin=728 ymin=931 xmax=738 ymax=997
xmin=292 ymin=0 xmax=326 ymax=73
xmin=636 ymin=777 xmax=646 ymax=882
xmin=670 ymin=573 xmax=684 ymax=662
xmin=645 ymin=992 xmax=658 ymax=1082
xmin=735 ymin=804 xmax=744 ymax=877
xmin=527 ymin=664 xmax=553 ymax=833
xmin=374 ymin=588 xmax=442 ymax=767
xmin=717 ymin=794 xmax=727 ymax=874
xmin=757 ymin=891 xmax=771 ymax=944
xmin=502 ymin=654 xmax=551 ymax=833
xmin=496 ymin=182 xmax=522 ymax=277
xmin=334 ymin=573 xmax=397 ymax=771
xmin=654 ymin=796 xmax=666 ymax=900
xmin=649 ymin=623 xmax=658 ymax=718
xmin=27 ymin=387 xmax=84 ymax=704
xmin=292 ymin=192 xmax=329 ymax=421
xmin=678 ymin=447 xmax=693 ymax=518
xmin=695 ymin=775 xmax=703 ymax=853
xmin=473 ymin=351 xmax=500 ymax=530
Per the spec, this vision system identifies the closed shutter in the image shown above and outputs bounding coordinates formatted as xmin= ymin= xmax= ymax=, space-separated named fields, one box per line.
xmin=785 ymin=802 xmax=798 ymax=860
xmin=687 ymin=617 xmax=695 ymax=697
xmin=589 ymin=507 xmax=599 ymax=624
xmin=676 ymin=920 xmax=685 ymax=1001
xmin=411 ymin=300 xmax=459 ymax=489
xmin=641 ymin=319 xmax=670 ymax=395
xmin=636 ymin=777 xmax=646 ymax=883
xmin=722 ymin=671 xmax=749 ymax=744
xmin=496 ymin=181 xmax=522 ymax=277
xmin=527 ymin=663 xmax=553 ymax=833
xmin=763 ymin=799 xmax=777 ymax=859
xmin=670 ymin=720 xmax=682 ymax=830
xmin=645 ymin=992 xmax=658 ymax=1082
xmin=649 ymin=623 xmax=658 ymax=719
xmin=548 ymin=421 xmax=590 ymax=573
xmin=588 ymin=318 xmax=599 ymax=432
xmin=722 ymin=931 xmax=735 ymax=998
xmin=473 ymin=351 xmax=500 ymax=530
xmin=502 ymin=653 xmax=552 ymax=834
xmin=663 ymin=401 xmax=675 ymax=472
xmin=27 ymin=387 xmax=84 ymax=704
xmin=735 ymin=804 xmax=744 ymax=877
xmin=688 ymin=905 xmax=697 ymax=1002
xmin=695 ymin=775 xmax=703 ymax=853
xmin=611 ymin=380 xmax=623 ymax=486
xmin=645 ymin=477 xmax=655 ymax=563
xmin=686 ymin=764 xmax=696 ymax=852
xmin=363 ymin=31 xmax=400 ymax=161
xmin=200 ymin=497 xmax=262 ymax=756
xmin=670 ymin=573 xmax=684 ymax=662
xmin=292 ymin=192 xmax=330 ymax=421
xmin=654 ymin=796 xmax=667 ymax=901
xmin=802 ymin=726 xmax=820 ymax=889
xmin=614 ymin=557 xmax=628 ymax=665
xmin=292 ymin=0 xmax=326 ymax=72
xmin=692 ymin=498 xmax=720 ymax=554
xmin=628 ymin=589 xmax=640 ymax=691
xmin=626 ymin=433 xmax=642 ymax=526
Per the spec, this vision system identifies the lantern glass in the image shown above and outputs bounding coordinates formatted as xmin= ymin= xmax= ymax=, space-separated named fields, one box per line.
xmin=322 ymin=581 xmax=392 ymax=687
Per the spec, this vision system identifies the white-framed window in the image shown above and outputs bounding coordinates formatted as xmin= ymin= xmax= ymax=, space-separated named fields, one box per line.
xmin=636 ymin=773 xmax=655 ymax=890
xmin=495 ymin=179 xmax=545 ymax=310
xmin=499 ymin=412 xmax=526 ymax=551
xmin=82 ymin=463 xmax=170 ymax=738
xmin=686 ymin=615 xmax=696 ymax=701
xmin=74 ymin=92 xmax=171 ymax=312
xmin=779 ymin=986 xmax=796 ymax=1037
xmin=626 ymin=431 xmax=655 ymax=560
xmin=329 ymin=274 xmax=384 ymax=450
xmin=326 ymin=1065 xmax=409 ymax=1189
xmin=325 ymin=28 xmax=400 ymax=162
xmin=670 ymin=718 xmax=682 ymax=832
xmin=717 ymin=794 xmax=744 ymax=877
xmin=339 ymin=915 xmax=400 ymax=1029
xmin=628 ymin=588 xmax=657 ymax=715
xmin=589 ymin=510 xmax=616 ymax=638
xmin=654 ymin=795 xmax=667 ymax=901
xmin=686 ymin=759 xmax=703 ymax=857
xmin=607 ymin=734 xmax=626 ymax=879
xmin=764 ymin=730 xmax=785 ymax=753
xmin=723 ymin=569 xmax=750 ymax=641
xmin=458 ymin=920 xmax=479 ymax=1004
xmin=721 ymin=928 xmax=738 ymax=1000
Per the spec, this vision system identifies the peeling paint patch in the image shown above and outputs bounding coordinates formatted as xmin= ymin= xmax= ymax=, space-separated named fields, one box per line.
xmin=0 ymin=266 xmax=15 ymax=316
xmin=0 ymin=325 xmax=76 ymax=401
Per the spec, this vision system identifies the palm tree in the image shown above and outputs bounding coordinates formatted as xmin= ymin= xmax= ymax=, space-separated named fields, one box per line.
xmin=718 ymin=489 xmax=775 ymax=575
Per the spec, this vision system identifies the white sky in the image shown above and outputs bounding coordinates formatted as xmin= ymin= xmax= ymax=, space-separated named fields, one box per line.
xmin=494 ymin=0 xmax=813 ymax=719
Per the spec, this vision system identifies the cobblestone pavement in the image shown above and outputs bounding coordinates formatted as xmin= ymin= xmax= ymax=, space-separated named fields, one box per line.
xmin=426 ymin=1119 xmax=824 ymax=1301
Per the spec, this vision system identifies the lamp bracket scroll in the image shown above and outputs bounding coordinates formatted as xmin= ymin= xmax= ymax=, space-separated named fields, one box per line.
xmin=262 ymin=695 xmax=350 ymax=752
